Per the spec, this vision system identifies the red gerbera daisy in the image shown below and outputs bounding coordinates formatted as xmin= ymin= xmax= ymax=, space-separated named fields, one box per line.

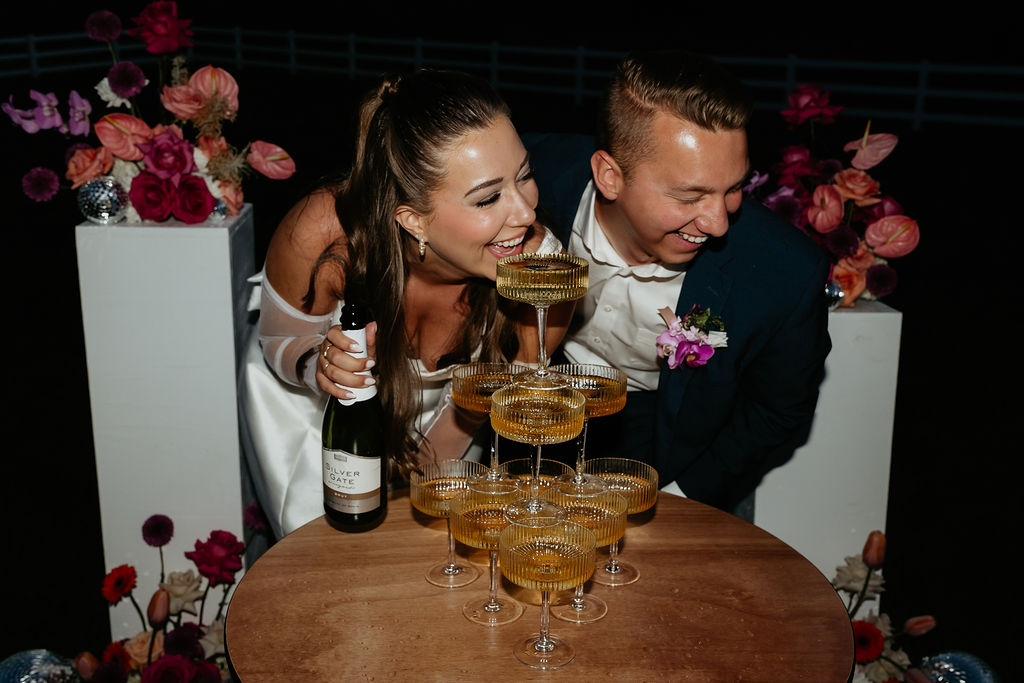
xmin=102 ymin=640 xmax=131 ymax=673
xmin=101 ymin=564 xmax=137 ymax=605
xmin=852 ymin=620 xmax=885 ymax=663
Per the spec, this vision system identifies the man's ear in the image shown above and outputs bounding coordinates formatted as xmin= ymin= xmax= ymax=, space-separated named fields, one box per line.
xmin=395 ymin=205 xmax=426 ymax=242
xmin=591 ymin=150 xmax=625 ymax=201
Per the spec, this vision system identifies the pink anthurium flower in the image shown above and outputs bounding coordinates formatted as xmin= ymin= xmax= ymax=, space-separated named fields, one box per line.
xmin=95 ymin=113 xmax=153 ymax=161
xmin=189 ymin=65 xmax=239 ymax=118
xmin=844 ymin=122 xmax=898 ymax=170
xmin=806 ymin=184 xmax=844 ymax=233
xmin=247 ymin=140 xmax=296 ymax=179
xmin=865 ymin=215 xmax=920 ymax=258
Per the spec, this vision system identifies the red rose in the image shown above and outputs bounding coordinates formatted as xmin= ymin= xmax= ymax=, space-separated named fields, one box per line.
xmin=129 ymin=171 xmax=175 ymax=221
xmin=172 ymin=174 xmax=215 ymax=224
xmin=127 ymin=1 xmax=194 ymax=54
xmin=137 ymin=129 xmax=195 ymax=186
xmin=101 ymin=564 xmax=137 ymax=605
xmin=140 ymin=654 xmax=194 ymax=683
xmin=185 ymin=530 xmax=244 ymax=586
xmin=780 ymin=84 xmax=843 ymax=126
xmin=851 ymin=620 xmax=885 ymax=663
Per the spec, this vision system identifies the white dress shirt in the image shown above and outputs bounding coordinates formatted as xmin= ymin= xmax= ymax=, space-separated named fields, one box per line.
xmin=562 ymin=181 xmax=690 ymax=392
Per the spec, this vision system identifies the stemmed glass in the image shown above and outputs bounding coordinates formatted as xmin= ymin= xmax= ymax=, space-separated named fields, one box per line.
xmin=543 ymin=486 xmax=627 ymax=623
xmin=409 ymin=459 xmax=486 ymax=588
xmin=495 ymin=253 xmax=587 ymax=378
xmin=499 ymin=458 xmax=572 ymax=490
xmin=450 ymin=362 xmax=528 ymax=490
xmin=449 ymin=481 xmax=526 ymax=626
xmin=499 ymin=520 xmax=596 ymax=669
xmin=582 ymin=457 xmax=658 ymax=587
xmin=548 ymin=363 xmax=627 ymax=495
xmin=490 ymin=379 xmax=585 ymax=527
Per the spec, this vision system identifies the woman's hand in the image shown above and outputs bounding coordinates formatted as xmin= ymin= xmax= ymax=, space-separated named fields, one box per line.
xmin=316 ymin=322 xmax=378 ymax=400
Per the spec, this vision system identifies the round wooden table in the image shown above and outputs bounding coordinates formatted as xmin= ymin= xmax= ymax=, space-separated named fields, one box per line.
xmin=226 ymin=489 xmax=853 ymax=681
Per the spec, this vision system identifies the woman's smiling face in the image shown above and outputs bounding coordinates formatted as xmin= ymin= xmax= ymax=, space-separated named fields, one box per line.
xmin=399 ymin=116 xmax=539 ymax=281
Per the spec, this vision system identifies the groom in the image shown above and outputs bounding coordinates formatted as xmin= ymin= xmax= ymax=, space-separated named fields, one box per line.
xmin=526 ymin=50 xmax=831 ymax=517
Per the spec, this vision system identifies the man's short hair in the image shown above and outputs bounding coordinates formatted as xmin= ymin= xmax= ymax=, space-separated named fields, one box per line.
xmin=598 ymin=50 xmax=753 ymax=177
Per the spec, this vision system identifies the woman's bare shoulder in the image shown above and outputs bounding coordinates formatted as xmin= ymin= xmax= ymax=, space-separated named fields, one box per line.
xmin=265 ymin=189 xmax=347 ymax=313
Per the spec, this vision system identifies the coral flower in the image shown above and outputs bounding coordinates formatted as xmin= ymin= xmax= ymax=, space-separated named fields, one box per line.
xmin=833 ymin=168 xmax=881 ymax=207
xmin=852 ymin=620 xmax=886 ymax=663
xmin=95 ymin=113 xmax=153 ymax=161
xmin=160 ymin=84 xmax=204 ymax=121
xmin=862 ymin=530 xmax=887 ymax=568
xmin=833 ymin=262 xmax=866 ymax=307
xmin=189 ymin=65 xmax=240 ymax=118
xmin=844 ymin=122 xmax=898 ymax=170
xmin=806 ymin=184 xmax=844 ymax=233
xmin=865 ymin=215 xmax=920 ymax=258
xmin=66 ymin=146 xmax=115 ymax=189
xmin=248 ymin=140 xmax=296 ymax=179
xmin=101 ymin=564 xmax=138 ymax=605
xmin=903 ymin=615 xmax=937 ymax=636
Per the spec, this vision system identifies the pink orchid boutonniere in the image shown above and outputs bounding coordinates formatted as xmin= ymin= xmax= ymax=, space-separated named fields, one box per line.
xmin=656 ymin=305 xmax=728 ymax=369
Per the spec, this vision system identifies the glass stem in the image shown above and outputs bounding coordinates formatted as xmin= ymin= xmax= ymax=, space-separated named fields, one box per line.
xmin=573 ymin=419 xmax=589 ymax=484
xmin=485 ymin=550 xmax=501 ymax=611
xmin=605 ymin=540 xmax=621 ymax=574
xmin=536 ymin=590 xmax=555 ymax=652
xmin=444 ymin=516 xmax=459 ymax=575
xmin=535 ymin=305 xmax=549 ymax=371
xmin=530 ymin=444 xmax=543 ymax=503
xmin=571 ymin=584 xmax=585 ymax=611
xmin=489 ymin=431 xmax=500 ymax=476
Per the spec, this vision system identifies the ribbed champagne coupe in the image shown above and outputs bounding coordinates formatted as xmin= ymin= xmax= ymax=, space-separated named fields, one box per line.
xmin=449 ymin=481 xmax=526 ymax=626
xmin=490 ymin=378 xmax=584 ymax=527
xmin=409 ymin=459 xmax=486 ymax=588
xmin=450 ymin=362 xmax=530 ymax=491
xmin=499 ymin=520 xmax=596 ymax=669
xmin=548 ymin=363 xmax=627 ymax=495
xmin=581 ymin=457 xmax=658 ymax=586
xmin=496 ymin=253 xmax=587 ymax=377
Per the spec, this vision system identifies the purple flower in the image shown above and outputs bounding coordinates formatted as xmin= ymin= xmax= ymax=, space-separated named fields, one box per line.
xmin=865 ymin=263 xmax=898 ymax=298
xmin=2 ymin=95 xmax=40 ymax=133
xmin=763 ymin=185 xmax=804 ymax=227
xmin=29 ymin=90 xmax=62 ymax=130
xmin=163 ymin=622 xmax=204 ymax=658
xmin=824 ymin=224 xmax=860 ymax=259
xmin=21 ymin=167 xmax=59 ymax=201
xmin=85 ymin=10 xmax=122 ymax=42
xmin=676 ymin=340 xmax=716 ymax=368
xmin=142 ymin=513 xmax=174 ymax=547
xmin=742 ymin=170 xmax=769 ymax=196
xmin=107 ymin=62 xmax=147 ymax=99
xmin=67 ymin=90 xmax=92 ymax=136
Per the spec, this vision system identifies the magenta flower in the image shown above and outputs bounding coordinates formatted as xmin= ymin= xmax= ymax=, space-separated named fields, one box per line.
xmin=185 ymin=530 xmax=244 ymax=586
xmin=29 ymin=90 xmax=62 ymax=131
xmin=865 ymin=263 xmax=898 ymax=298
xmin=67 ymin=90 xmax=92 ymax=136
xmin=142 ymin=513 xmax=174 ymax=547
xmin=2 ymin=95 xmax=41 ymax=133
xmin=21 ymin=167 xmax=60 ymax=201
xmin=107 ymin=62 xmax=147 ymax=99
xmin=780 ymin=85 xmax=844 ymax=126
xmin=136 ymin=129 xmax=195 ymax=185
xmin=243 ymin=501 xmax=269 ymax=532
xmin=742 ymin=170 xmax=769 ymax=195
xmin=824 ymin=224 xmax=860 ymax=259
xmin=675 ymin=339 xmax=716 ymax=368
xmin=762 ymin=185 xmax=806 ymax=228
xmin=85 ymin=10 xmax=122 ymax=42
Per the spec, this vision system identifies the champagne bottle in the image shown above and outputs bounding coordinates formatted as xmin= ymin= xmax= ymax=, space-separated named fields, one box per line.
xmin=321 ymin=301 xmax=387 ymax=532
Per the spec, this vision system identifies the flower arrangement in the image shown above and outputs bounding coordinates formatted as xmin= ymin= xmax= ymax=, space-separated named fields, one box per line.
xmin=833 ymin=530 xmax=936 ymax=682
xmin=69 ymin=503 xmax=270 ymax=683
xmin=745 ymin=85 xmax=920 ymax=307
xmin=4 ymin=2 xmax=295 ymax=224
xmin=655 ymin=304 xmax=728 ymax=369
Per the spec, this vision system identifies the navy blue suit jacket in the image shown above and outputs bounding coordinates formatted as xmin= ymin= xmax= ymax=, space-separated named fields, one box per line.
xmin=524 ymin=133 xmax=831 ymax=511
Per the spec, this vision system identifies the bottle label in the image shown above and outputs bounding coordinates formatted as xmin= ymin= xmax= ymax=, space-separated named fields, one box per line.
xmin=322 ymin=448 xmax=382 ymax=513
xmin=335 ymin=326 xmax=377 ymax=406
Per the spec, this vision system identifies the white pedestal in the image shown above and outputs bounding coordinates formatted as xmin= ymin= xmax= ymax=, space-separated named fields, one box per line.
xmin=76 ymin=205 xmax=255 ymax=640
xmin=755 ymin=300 xmax=902 ymax=580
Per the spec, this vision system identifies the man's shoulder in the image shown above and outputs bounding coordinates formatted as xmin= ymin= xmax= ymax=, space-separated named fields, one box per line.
xmin=724 ymin=198 xmax=828 ymax=276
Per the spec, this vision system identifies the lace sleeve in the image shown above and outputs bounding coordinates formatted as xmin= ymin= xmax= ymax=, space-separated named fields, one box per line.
xmin=255 ymin=272 xmax=336 ymax=392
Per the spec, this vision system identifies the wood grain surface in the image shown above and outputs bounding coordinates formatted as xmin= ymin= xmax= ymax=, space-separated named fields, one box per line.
xmin=226 ymin=489 xmax=854 ymax=682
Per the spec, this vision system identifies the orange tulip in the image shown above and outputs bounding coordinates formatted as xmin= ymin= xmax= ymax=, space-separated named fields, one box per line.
xmin=862 ymin=530 xmax=886 ymax=568
xmin=147 ymin=587 xmax=170 ymax=628
xmin=904 ymin=615 xmax=937 ymax=636
xmin=73 ymin=651 xmax=99 ymax=680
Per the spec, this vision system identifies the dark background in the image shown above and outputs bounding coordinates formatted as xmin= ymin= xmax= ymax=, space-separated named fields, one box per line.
xmin=3 ymin=3 xmax=1020 ymax=678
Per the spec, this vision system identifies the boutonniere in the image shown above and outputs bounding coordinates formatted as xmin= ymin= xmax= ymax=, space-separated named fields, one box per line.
xmin=656 ymin=304 xmax=728 ymax=369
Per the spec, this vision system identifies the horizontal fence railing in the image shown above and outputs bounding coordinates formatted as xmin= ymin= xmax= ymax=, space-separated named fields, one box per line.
xmin=3 ymin=28 xmax=1022 ymax=129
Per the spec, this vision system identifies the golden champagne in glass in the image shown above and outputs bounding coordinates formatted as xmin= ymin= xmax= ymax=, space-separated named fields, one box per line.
xmin=490 ymin=379 xmax=584 ymax=527
xmin=409 ymin=459 xmax=486 ymax=588
xmin=449 ymin=483 xmax=526 ymax=626
xmin=500 ymin=521 xmax=596 ymax=669
xmin=581 ymin=457 xmax=658 ymax=587
xmin=543 ymin=487 xmax=627 ymax=623
xmin=548 ymin=364 xmax=627 ymax=495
